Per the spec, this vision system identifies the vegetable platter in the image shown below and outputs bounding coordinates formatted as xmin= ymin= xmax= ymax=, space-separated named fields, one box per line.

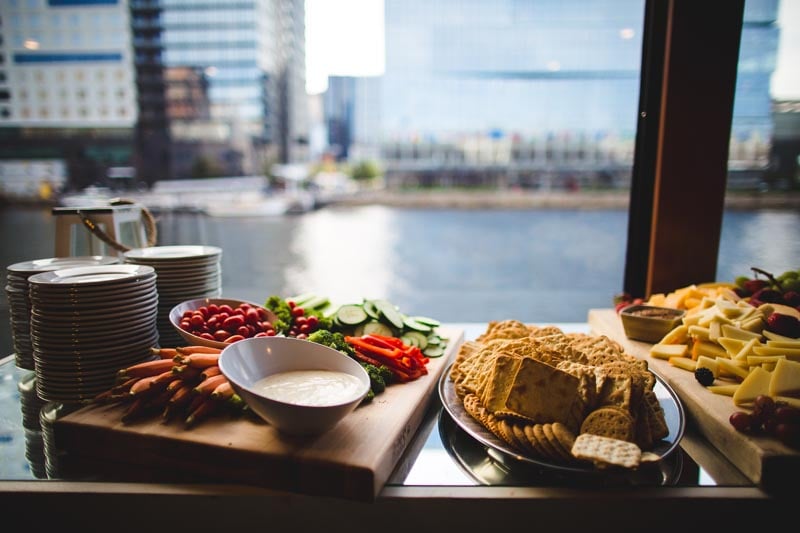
xmin=51 ymin=294 xmax=463 ymax=502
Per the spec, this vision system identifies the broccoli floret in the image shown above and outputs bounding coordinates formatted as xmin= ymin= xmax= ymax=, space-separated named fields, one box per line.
xmin=307 ymin=329 xmax=356 ymax=358
xmin=307 ymin=329 xmax=336 ymax=346
xmin=264 ymin=295 xmax=292 ymax=333
xmin=362 ymin=363 xmax=393 ymax=394
xmin=365 ymin=365 xmax=386 ymax=394
xmin=362 ymin=388 xmax=375 ymax=404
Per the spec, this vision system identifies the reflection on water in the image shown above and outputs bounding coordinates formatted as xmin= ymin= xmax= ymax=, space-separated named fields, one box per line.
xmin=2 ymin=205 xmax=799 ymax=357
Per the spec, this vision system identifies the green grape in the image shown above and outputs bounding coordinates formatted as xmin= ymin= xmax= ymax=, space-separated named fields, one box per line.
xmin=734 ymin=275 xmax=750 ymax=288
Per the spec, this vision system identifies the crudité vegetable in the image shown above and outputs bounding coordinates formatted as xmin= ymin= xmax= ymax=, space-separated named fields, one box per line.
xmin=265 ymin=293 xmax=449 ymax=401
xmin=93 ymin=346 xmax=248 ymax=427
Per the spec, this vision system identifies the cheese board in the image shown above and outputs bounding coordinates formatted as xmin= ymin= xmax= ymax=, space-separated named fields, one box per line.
xmin=588 ymin=308 xmax=799 ymax=492
xmin=51 ymin=326 xmax=464 ymax=501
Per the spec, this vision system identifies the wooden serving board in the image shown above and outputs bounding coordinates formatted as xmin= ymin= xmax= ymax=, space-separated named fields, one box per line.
xmin=52 ymin=327 xmax=464 ymax=501
xmin=588 ymin=309 xmax=799 ymax=491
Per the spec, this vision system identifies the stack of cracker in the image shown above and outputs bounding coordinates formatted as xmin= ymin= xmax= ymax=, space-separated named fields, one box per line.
xmin=449 ymin=320 xmax=669 ymax=469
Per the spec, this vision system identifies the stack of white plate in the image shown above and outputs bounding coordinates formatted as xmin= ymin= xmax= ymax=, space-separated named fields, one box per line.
xmin=27 ymin=264 xmax=159 ymax=403
xmin=123 ymin=245 xmax=222 ymax=347
xmin=5 ymin=256 xmax=120 ymax=370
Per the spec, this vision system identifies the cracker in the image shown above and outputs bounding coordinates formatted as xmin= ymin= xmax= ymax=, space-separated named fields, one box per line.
xmin=533 ymin=423 xmax=561 ymax=462
xmin=522 ymin=425 xmax=546 ymax=459
xmin=580 ymin=406 xmax=636 ymax=442
xmin=571 ymin=433 xmax=642 ymax=469
xmin=512 ymin=423 xmax=536 ymax=455
xmin=542 ymin=423 xmax=572 ymax=462
xmin=504 ymin=357 xmax=581 ymax=423
xmin=481 ymin=354 xmax=523 ymax=413
xmin=551 ymin=422 xmax=577 ymax=457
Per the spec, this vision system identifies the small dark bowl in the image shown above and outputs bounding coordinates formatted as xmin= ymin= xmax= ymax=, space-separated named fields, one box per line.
xmin=620 ymin=304 xmax=686 ymax=343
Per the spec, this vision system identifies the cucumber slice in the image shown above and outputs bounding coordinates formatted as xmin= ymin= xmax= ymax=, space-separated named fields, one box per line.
xmin=400 ymin=335 xmax=417 ymax=347
xmin=403 ymin=331 xmax=428 ymax=350
xmin=302 ymin=295 xmax=330 ymax=311
xmin=362 ymin=300 xmax=381 ymax=320
xmin=336 ymin=304 xmax=368 ymax=326
xmin=403 ymin=316 xmax=433 ymax=333
xmin=363 ymin=320 xmax=394 ymax=337
xmin=411 ymin=315 xmax=441 ymax=328
xmin=426 ymin=335 xmax=441 ymax=346
xmin=353 ymin=324 xmax=366 ymax=337
xmin=289 ymin=293 xmax=317 ymax=306
xmin=373 ymin=299 xmax=404 ymax=330
xmin=423 ymin=345 xmax=445 ymax=358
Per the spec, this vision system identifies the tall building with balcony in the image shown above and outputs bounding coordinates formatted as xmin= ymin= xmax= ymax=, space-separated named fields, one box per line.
xmin=327 ymin=0 xmax=779 ymax=189
xmin=0 ymin=0 xmax=139 ymax=191
xmin=160 ymin=0 xmax=308 ymax=175
xmin=130 ymin=0 xmax=170 ymax=185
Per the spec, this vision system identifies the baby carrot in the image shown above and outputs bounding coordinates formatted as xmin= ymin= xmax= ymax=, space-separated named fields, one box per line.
xmin=210 ymin=380 xmax=234 ymax=400
xmin=193 ymin=374 xmax=227 ymax=396
xmin=176 ymin=345 xmax=221 ymax=355
xmin=199 ymin=365 xmax=221 ymax=381
xmin=118 ymin=359 xmax=176 ymax=379
xmin=174 ymin=352 xmax=221 ymax=369
xmin=121 ymin=396 xmax=147 ymax=424
xmin=129 ymin=370 xmax=174 ymax=396
xmin=185 ymin=398 xmax=218 ymax=428
xmin=151 ymin=347 xmax=179 ymax=359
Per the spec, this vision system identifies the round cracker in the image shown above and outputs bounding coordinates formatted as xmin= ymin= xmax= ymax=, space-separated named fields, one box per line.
xmin=512 ymin=423 xmax=536 ymax=455
xmin=533 ymin=423 xmax=561 ymax=462
xmin=580 ymin=406 xmax=635 ymax=442
xmin=542 ymin=423 xmax=572 ymax=462
xmin=522 ymin=424 xmax=546 ymax=459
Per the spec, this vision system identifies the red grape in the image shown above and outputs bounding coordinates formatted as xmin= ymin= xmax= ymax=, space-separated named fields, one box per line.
xmin=729 ymin=411 xmax=753 ymax=432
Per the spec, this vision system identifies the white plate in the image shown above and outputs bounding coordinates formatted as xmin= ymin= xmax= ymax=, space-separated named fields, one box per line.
xmin=27 ymin=264 xmax=156 ymax=287
xmin=6 ymin=256 xmax=120 ymax=274
xmin=124 ymin=245 xmax=221 ymax=262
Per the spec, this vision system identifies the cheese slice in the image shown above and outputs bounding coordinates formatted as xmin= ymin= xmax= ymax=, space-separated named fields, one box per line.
xmin=721 ymin=324 xmax=762 ymax=341
xmin=669 ymin=356 xmax=697 ymax=372
xmin=707 ymin=384 xmax=739 ymax=396
xmin=768 ymin=358 xmax=800 ymax=398
xmin=696 ymin=355 xmax=719 ymax=377
xmin=733 ymin=366 xmax=772 ymax=406
xmin=650 ymin=343 xmax=689 ymax=360
xmin=717 ymin=336 xmax=747 ymax=357
xmin=716 ymin=357 xmax=751 ymax=381
xmin=659 ymin=324 xmax=689 ymax=345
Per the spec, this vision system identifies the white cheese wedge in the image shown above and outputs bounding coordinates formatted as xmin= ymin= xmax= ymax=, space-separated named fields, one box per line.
xmin=694 ymin=340 xmax=729 ymax=359
xmin=650 ymin=343 xmax=689 ymax=360
xmin=659 ymin=324 xmax=689 ymax=345
xmin=716 ymin=357 xmax=751 ymax=381
xmin=734 ymin=338 xmax=760 ymax=361
xmin=708 ymin=384 xmax=739 ymax=396
xmin=733 ymin=366 xmax=773 ymax=406
xmin=717 ymin=336 xmax=747 ymax=357
xmin=768 ymin=358 xmax=800 ymax=398
xmin=696 ymin=355 xmax=720 ymax=377
xmin=752 ymin=346 xmax=800 ymax=361
xmin=669 ymin=357 xmax=697 ymax=372
xmin=721 ymin=324 xmax=762 ymax=341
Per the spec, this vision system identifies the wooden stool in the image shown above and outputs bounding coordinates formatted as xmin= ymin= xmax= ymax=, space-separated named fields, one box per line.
xmin=52 ymin=205 xmax=148 ymax=257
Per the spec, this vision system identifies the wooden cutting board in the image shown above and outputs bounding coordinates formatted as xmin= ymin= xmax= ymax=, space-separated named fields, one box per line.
xmin=52 ymin=327 xmax=464 ymax=501
xmin=588 ymin=309 xmax=799 ymax=491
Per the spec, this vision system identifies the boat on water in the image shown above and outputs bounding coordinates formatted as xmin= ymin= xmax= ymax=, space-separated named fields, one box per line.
xmin=57 ymin=175 xmax=318 ymax=217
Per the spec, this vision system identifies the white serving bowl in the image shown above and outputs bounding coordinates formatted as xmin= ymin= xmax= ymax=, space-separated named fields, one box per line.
xmin=219 ymin=336 xmax=370 ymax=436
xmin=169 ymin=297 xmax=277 ymax=349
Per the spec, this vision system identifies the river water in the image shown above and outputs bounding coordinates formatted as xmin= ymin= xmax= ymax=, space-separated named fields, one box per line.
xmin=2 ymin=204 xmax=799 ymax=356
